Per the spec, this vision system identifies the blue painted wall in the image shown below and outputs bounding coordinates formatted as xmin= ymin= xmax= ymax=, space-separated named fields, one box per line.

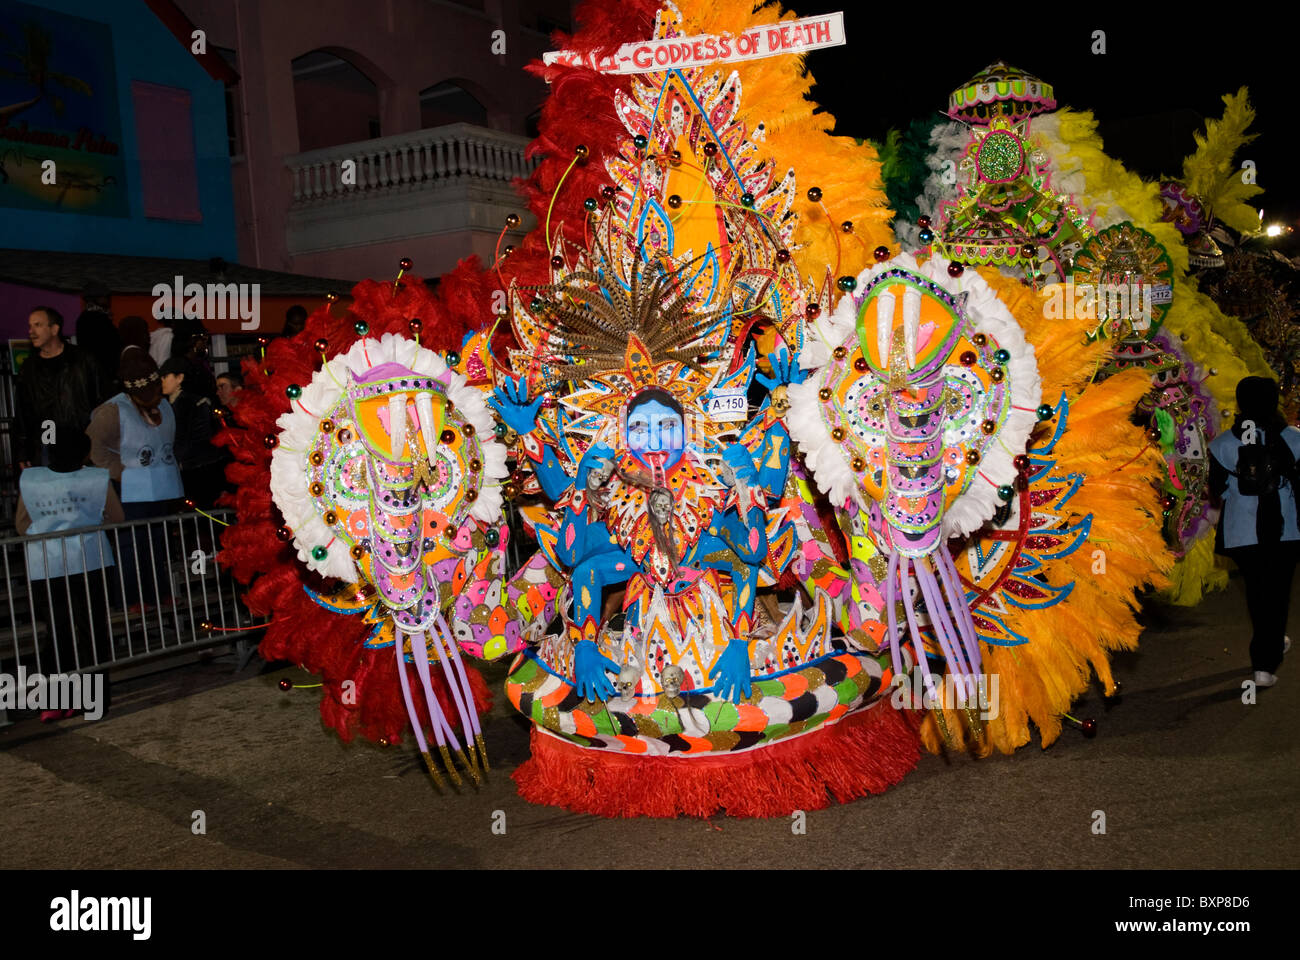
xmin=0 ymin=0 xmax=236 ymax=260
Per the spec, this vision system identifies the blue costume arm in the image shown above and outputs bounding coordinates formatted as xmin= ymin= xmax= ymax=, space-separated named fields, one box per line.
xmin=536 ymin=444 xmax=575 ymax=503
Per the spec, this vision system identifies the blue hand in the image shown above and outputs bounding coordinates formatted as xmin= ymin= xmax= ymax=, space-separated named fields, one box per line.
xmin=488 ymin=376 xmax=546 ymax=436
xmin=756 ymin=348 xmax=806 ymax=391
xmin=708 ymin=639 xmax=753 ymax=703
xmin=572 ymin=639 xmax=620 ymax=701
xmin=721 ymin=443 xmax=759 ymax=485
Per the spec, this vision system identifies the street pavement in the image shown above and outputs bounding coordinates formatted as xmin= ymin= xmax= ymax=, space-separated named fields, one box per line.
xmin=1 ymin=569 xmax=1297 ymax=870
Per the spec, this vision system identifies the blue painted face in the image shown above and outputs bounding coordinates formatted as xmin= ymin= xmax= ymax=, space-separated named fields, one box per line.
xmin=627 ymin=398 xmax=684 ymax=470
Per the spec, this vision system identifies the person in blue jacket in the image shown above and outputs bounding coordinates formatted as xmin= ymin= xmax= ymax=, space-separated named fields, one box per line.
xmin=1209 ymin=376 xmax=1300 ymax=688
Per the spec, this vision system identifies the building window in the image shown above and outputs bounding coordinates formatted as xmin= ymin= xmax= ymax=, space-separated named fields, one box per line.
xmin=130 ymin=80 xmax=202 ymax=222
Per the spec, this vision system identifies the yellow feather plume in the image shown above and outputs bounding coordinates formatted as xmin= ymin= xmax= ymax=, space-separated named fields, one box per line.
xmin=1181 ymin=87 xmax=1263 ymax=236
xmin=680 ymin=0 xmax=894 ymax=281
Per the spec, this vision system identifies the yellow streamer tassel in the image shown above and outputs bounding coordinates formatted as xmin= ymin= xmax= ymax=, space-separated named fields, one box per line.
xmin=421 ymin=751 xmax=447 ymax=791
xmin=437 ymin=744 xmax=464 ymax=787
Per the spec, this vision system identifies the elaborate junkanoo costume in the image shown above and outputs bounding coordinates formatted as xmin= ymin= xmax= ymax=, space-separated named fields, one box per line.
xmin=220 ymin=0 xmax=1234 ymax=816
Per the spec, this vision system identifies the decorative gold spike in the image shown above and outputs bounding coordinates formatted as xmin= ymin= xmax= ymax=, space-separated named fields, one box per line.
xmin=437 ymin=743 xmax=464 ymax=787
xmin=456 ymin=746 xmax=482 ymax=786
xmin=421 ymin=751 xmax=447 ymax=790
xmin=474 ymin=734 xmax=490 ymax=774
xmin=931 ymin=702 xmax=958 ymax=749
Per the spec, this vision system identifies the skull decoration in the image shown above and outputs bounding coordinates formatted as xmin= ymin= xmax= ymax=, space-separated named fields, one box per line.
xmin=660 ymin=664 xmax=685 ymax=699
xmin=615 ymin=664 xmax=642 ymax=698
xmin=770 ymin=383 xmax=791 ymax=417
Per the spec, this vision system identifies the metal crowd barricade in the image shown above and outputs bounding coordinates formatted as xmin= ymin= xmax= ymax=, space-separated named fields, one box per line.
xmin=0 ymin=508 xmax=261 ymax=725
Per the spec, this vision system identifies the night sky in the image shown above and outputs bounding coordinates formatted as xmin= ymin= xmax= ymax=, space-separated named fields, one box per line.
xmin=787 ymin=4 xmax=1294 ymax=248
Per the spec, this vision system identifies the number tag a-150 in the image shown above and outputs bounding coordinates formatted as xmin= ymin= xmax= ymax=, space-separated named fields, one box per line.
xmin=705 ymin=389 xmax=748 ymax=422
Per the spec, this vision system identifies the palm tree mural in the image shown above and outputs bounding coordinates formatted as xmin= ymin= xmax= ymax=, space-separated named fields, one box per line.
xmin=0 ymin=20 xmax=93 ymax=124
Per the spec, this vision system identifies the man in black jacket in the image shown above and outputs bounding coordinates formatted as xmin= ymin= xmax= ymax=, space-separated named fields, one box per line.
xmin=15 ymin=307 xmax=103 ymax=469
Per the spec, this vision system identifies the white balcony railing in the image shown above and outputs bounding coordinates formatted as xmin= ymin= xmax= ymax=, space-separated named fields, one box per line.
xmin=286 ymin=122 xmax=538 ymax=205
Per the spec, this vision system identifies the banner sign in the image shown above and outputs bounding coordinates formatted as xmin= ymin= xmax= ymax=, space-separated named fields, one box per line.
xmin=543 ymin=12 xmax=845 ymax=76
xmin=0 ymin=0 xmax=129 ymax=217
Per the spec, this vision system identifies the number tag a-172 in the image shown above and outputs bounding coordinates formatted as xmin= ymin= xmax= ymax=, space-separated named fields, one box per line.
xmin=705 ymin=389 xmax=748 ymax=422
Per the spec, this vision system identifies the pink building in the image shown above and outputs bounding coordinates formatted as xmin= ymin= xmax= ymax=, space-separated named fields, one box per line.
xmin=173 ymin=0 xmax=572 ymax=282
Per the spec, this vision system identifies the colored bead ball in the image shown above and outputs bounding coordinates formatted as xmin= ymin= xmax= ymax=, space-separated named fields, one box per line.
xmin=981 ymin=419 xmax=997 ymax=435
xmin=550 ymin=255 xmax=564 ymax=268
xmin=1036 ymin=404 xmax=1054 ymax=421
xmin=399 ymin=257 xmax=413 ymax=271
xmin=947 ymin=262 xmax=965 ymax=277
xmin=325 ymin=292 xmax=339 ymax=303
xmin=1081 ymin=718 xmax=1098 ymax=738
xmin=1013 ymin=454 xmax=1030 ymax=471
xmin=263 ymin=434 xmax=279 ymax=449
xmin=633 ymin=134 xmax=648 ymax=150
xmin=818 ymin=387 xmax=833 ymax=402
xmin=354 ymin=321 xmax=369 ymax=335
xmin=505 ymin=213 xmax=521 ymax=228
xmin=285 ymin=384 xmax=302 ymax=400
xmin=997 ymin=484 xmax=1014 ymax=502
xmin=841 ymin=221 xmax=854 ymax=233
xmin=853 ymin=357 xmax=868 ymax=372
xmin=319 ymin=419 xmax=335 ymax=433
xmin=484 ymin=528 xmax=501 ymax=548
xmin=583 ymin=197 xmax=598 ymax=212
xmin=740 ymin=192 xmax=755 ymax=207
xmin=350 ymin=544 xmax=365 ymax=560
xmin=988 ymin=367 xmax=1005 ymax=383
xmin=993 ymin=348 xmax=1011 ymax=364
xmin=446 ymin=350 xmax=461 ymax=367
xmin=311 ymin=545 xmax=328 ymax=561
xmin=278 ymin=679 xmax=292 ymax=691
xmin=832 ymin=346 xmax=847 ymax=360
xmin=917 ymin=216 xmax=931 ymax=228
xmin=806 ymin=187 xmax=823 ymax=202
xmin=805 ymin=303 xmax=821 ymax=320
xmin=275 ymin=526 xmax=292 ymax=542
xmin=1147 ymin=425 xmax=1163 ymax=443
xmin=918 ymin=229 xmax=935 ymax=244
xmin=776 ymin=249 xmax=791 ymax=263
xmin=314 ymin=338 xmax=329 ymax=353
xmin=668 ymin=149 xmax=681 ymax=165
xmin=959 ymin=351 xmax=977 ymax=366
xmin=837 ymin=275 xmax=856 ymax=292
xmin=703 ymin=142 xmax=718 ymax=156
xmin=494 ymin=423 xmax=508 ymax=440
xmin=574 ymin=144 xmax=589 ymax=159
xmin=965 ymin=450 xmax=981 ymax=465
xmin=667 ymin=194 xmax=682 ymax=209
xmin=873 ymin=246 xmax=890 ymax=262
xmin=830 ymin=427 xmax=845 ymax=442
xmin=462 ymin=422 xmax=476 ymax=437
xmin=972 ymin=333 xmax=988 ymax=347
xmin=851 ymin=457 xmax=866 ymax=472
xmin=1020 ymin=244 xmax=1035 ymax=259
xmin=440 ymin=428 xmax=456 ymax=444
xmin=601 ymin=185 xmax=616 ymax=201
